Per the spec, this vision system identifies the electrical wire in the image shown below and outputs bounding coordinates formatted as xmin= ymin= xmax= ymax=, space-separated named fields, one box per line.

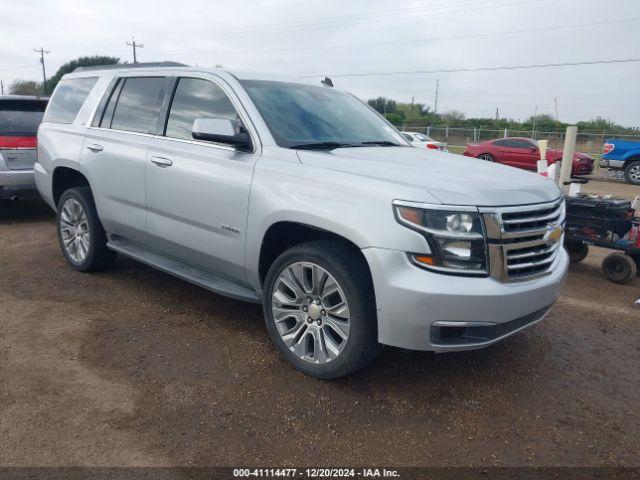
xmin=217 ymin=16 xmax=640 ymax=55
xmin=300 ymin=58 xmax=640 ymax=78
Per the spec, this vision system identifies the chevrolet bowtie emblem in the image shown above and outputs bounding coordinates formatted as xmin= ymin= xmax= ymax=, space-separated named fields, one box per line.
xmin=546 ymin=225 xmax=563 ymax=244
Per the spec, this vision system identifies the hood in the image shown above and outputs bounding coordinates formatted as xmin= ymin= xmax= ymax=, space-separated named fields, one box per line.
xmin=547 ymin=149 xmax=592 ymax=161
xmin=297 ymin=146 xmax=561 ymax=206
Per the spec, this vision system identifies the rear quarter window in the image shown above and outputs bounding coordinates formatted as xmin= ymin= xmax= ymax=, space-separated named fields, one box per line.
xmin=0 ymin=99 xmax=47 ymax=135
xmin=43 ymin=77 xmax=98 ymax=124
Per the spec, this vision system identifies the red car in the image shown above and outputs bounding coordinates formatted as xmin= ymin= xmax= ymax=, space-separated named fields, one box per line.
xmin=463 ymin=137 xmax=594 ymax=176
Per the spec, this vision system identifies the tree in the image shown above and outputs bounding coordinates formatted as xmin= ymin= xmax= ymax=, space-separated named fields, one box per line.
xmin=8 ymin=79 xmax=42 ymax=96
xmin=46 ymin=55 xmax=120 ymax=94
xmin=367 ymin=97 xmax=396 ymax=115
xmin=439 ymin=109 xmax=465 ymax=124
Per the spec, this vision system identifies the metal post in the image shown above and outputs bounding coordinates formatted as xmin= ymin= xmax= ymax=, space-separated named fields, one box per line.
xmin=504 ymin=128 xmax=508 ymax=138
xmin=445 ymin=126 xmax=449 ymax=139
xmin=559 ymin=126 xmax=577 ymax=192
xmin=426 ymin=126 xmax=431 ymax=136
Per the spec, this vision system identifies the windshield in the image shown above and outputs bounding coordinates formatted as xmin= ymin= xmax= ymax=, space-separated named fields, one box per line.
xmin=415 ymin=133 xmax=433 ymax=142
xmin=0 ymin=100 xmax=47 ymax=135
xmin=240 ymin=80 xmax=406 ymax=149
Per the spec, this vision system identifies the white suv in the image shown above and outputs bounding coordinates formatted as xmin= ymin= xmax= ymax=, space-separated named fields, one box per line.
xmin=35 ymin=63 xmax=568 ymax=378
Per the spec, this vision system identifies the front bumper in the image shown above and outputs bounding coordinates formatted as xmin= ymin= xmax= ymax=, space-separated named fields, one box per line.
xmin=599 ymin=158 xmax=625 ymax=169
xmin=363 ymin=247 xmax=569 ymax=351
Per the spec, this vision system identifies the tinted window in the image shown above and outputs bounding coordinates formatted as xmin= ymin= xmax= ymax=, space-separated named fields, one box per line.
xmin=493 ymin=139 xmax=509 ymax=147
xmin=43 ymin=77 xmax=97 ymax=124
xmin=0 ymin=100 xmax=47 ymax=135
xmin=402 ymin=133 xmax=413 ymax=141
xmin=241 ymin=80 xmax=404 ymax=148
xmin=97 ymin=79 xmax=124 ymax=128
xmin=165 ymin=78 xmax=239 ymax=140
xmin=507 ymin=139 xmax=537 ymax=149
xmin=110 ymin=77 xmax=165 ymax=134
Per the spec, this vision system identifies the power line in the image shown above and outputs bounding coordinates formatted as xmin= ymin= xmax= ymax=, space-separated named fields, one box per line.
xmin=215 ymin=16 xmax=640 ymax=55
xmin=0 ymin=63 xmax=40 ymax=73
xmin=126 ymin=36 xmax=144 ymax=63
xmin=301 ymin=58 xmax=640 ymax=79
xmin=152 ymin=0 xmax=539 ymax=42
xmin=33 ymin=47 xmax=49 ymax=94
xmin=154 ymin=0 xmax=493 ymax=40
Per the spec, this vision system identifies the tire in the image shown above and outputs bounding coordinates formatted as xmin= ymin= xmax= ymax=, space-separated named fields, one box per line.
xmin=262 ymin=240 xmax=380 ymax=379
xmin=565 ymin=241 xmax=589 ymax=263
xmin=631 ymin=254 xmax=640 ymax=276
xmin=624 ymin=159 xmax=640 ymax=185
xmin=57 ymin=187 xmax=115 ymax=272
xmin=478 ymin=153 xmax=495 ymax=162
xmin=601 ymin=252 xmax=637 ymax=285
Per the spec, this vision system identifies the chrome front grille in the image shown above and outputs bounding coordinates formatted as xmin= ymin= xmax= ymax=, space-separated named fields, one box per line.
xmin=481 ymin=198 xmax=565 ymax=282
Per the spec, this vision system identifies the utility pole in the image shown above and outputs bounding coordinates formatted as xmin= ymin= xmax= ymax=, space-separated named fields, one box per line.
xmin=33 ymin=47 xmax=49 ymax=94
xmin=410 ymin=96 xmax=415 ymax=122
xmin=126 ymin=36 xmax=144 ymax=63
xmin=495 ymin=107 xmax=500 ymax=122
xmin=433 ymin=79 xmax=440 ymax=113
xmin=553 ymin=97 xmax=560 ymax=141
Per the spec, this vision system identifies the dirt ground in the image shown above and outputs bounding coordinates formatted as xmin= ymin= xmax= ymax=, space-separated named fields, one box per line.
xmin=0 ymin=177 xmax=638 ymax=468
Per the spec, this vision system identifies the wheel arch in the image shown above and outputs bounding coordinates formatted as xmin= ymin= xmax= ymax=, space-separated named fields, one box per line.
xmin=52 ymin=166 xmax=92 ymax=208
xmin=257 ymin=221 xmax=373 ymax=289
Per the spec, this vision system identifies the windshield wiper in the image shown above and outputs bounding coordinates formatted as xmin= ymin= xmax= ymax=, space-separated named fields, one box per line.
xmin=289 ymin=142 xmax=361 ymax=151
xmin=360 ymin=140 xmax=401 ymax=147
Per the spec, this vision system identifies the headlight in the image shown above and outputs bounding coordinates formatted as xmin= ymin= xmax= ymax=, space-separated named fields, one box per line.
xmin=394 ymin=203 xmax=488 ymax=275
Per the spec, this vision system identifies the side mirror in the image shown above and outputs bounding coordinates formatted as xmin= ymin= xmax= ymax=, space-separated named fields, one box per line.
xmin=192 ymin=118 xmax=253 ymax=152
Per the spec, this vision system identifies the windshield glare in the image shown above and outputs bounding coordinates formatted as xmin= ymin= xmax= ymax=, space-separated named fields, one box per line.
xmin=240 ymin=80 xmax=406 ymax=148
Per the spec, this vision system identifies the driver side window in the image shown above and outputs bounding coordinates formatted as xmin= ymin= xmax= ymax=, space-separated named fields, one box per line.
xmin=165 ymin=78 xmax=240 ymax=141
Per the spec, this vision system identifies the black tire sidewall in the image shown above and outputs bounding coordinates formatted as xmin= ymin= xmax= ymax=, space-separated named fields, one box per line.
xmin=624 ymin=160 xmax=640 ymax=186
xmin=56 ymin=187 xmax=105 ymax=272
xmin=262 ymin=241 xmax=378 ymax=379
xmin=602 ymin=253 xmax=637 ymax=284
xmin=565 ymin=242 xmax=588 ymax=263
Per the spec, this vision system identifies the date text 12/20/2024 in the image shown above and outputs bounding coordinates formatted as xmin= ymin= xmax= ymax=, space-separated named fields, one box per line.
xmin=233 ymin=468 xmax=400 ymax=478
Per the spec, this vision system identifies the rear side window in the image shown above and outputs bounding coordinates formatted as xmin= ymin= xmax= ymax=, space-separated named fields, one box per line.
xmin=110 ymin=77 xmax=165 ymax=134
xmin=43 ymin=77 xmax=97 ymax=124
xmin=165 ymin=78 xmax=239 ymax=141
xmin=0 ymin=99 xmax=47 ymax=135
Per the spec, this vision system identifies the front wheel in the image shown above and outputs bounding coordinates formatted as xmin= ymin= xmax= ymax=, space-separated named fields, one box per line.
xmin=263 ymin=241 xmax=380 ymax=379
xmin=565 ymin=241 xmax=589 ymax=263
xmin=623 ymin=160 xmax=640 ymax=185
xmin=478 ymin=153 xmax=495 ymax=162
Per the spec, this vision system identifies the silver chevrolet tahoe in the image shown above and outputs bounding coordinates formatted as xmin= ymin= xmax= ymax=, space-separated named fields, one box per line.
xmin=35 ymin=63 xmax=568 ymax=379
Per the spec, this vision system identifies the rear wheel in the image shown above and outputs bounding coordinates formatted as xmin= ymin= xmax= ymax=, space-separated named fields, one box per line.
xmin=263 ymin=240 xmax=379 ymax=379
xmin=478 ymin=153 xmax=495 ymax=162
xmin=602 ymin=252 xmax=637 ymax=284
xmin=57 ymin=187 xmax=115 ymax=272
xmin=624 ymin=159 xmax=640 ymax=185
xmin=565 ymin=241 xmax=589 ymax=263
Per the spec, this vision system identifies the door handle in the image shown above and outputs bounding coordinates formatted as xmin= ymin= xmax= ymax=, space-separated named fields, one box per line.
xmin=86 ymin=143 xmax=103 ymax=152
xmin=150 ymin=156 xmax=173 ymax=167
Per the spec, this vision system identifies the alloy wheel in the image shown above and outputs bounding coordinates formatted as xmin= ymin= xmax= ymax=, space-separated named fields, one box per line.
xmin=59 ymin=198 xmax=91 ymax=263
xmin=271 ymin=261 xmax=350 ymax=364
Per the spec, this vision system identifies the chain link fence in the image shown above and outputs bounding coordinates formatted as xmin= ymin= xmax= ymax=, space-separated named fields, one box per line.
xmin=401 ymin=126 xmax=640 ymax=155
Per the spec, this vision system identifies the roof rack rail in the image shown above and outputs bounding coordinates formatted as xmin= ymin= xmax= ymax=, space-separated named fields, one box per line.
xmin=74 ymin=61 xmax=189 ymax=72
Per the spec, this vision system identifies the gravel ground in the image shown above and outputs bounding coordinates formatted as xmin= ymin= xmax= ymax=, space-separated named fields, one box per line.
xmin=0 ymin=178 xmax=638 ymax=468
